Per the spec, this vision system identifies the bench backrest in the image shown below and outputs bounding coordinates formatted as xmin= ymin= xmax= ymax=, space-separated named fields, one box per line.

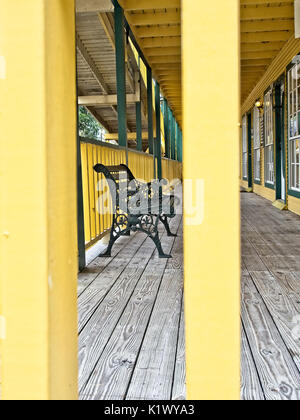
xmin=93 ymin=163 xmax=139 ymax=211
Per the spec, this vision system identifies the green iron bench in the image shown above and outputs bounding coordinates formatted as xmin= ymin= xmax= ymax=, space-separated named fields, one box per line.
xmin=93 ymin=163 xmax=177 ymax=258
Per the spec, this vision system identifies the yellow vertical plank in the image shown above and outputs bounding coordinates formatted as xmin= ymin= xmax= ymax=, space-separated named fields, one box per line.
xmin=93 ymin=146 xmax=100 ymax=237
xmin=81 ymin=143 xmax=91 ymax=244
xmin=87 ymin=144 xmax=96 ymax=240
xmin=182 ymin=0 xmax=240 ymax=400
xmin=0 ymin=0 xmax=77 ymax=399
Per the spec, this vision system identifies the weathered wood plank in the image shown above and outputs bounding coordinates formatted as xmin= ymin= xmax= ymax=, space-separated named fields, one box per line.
xmin=249 ymin=271 xmax=300 ymax=372
xmin=80 ymin=217 xmax=182 ymax=400
xmin=171 ymin=303 xmax=186 ymax=401
xmin=241 ymin=325 xmax=265 ymax=401
xmin=79 ymin=216 xmax=182 ymax=395
xmin=241 ymin=275 xmax=300 ymax=400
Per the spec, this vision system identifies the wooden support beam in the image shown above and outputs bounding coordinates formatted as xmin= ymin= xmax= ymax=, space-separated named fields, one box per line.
xmin=76 ymin=0 xmax=114 ymax=13
xmin=105 ymin=132 xmax=154 ymax=140
xmin=76 ymin=34 xmax=108 ymax=94
xmin=241 ymin=5 xmax=293 ymax=20
xmin=0 ymin=0 xmax=78 ymax=400
xmin=183 ymin=0 xmax=240 ymax=400
xmin=78 ymin=93 xmax=140 ymax=106
xmin=120 ymin=0 xmax=180 ymax=10
xmin=127 ymin=11 xmax=180 ymax=26
xmin=135 ymin=25 xmax=181 ymax=38
xmin=141 ymin=37 xmax=181 ymax=49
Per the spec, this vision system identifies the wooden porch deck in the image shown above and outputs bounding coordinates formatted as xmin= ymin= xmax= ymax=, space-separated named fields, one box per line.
xmin=241 ymin=193 xmax=300 ymax=400
xmin=78 ymin=214 xmax=185 ymax=400
xmin=78 ymin=193 xmax=300 ymax=400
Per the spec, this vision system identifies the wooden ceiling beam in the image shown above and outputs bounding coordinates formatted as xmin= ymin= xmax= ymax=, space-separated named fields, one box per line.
xmin=78 ymin=93 xmax=140 ymax=107
xmin=241 ymin=19 xmax=294 ymax=33
xmin=141 ymin=37 xmax=181 ymax=48
xmin=146 ymin=47 xmax=181 ymax=57
xmin=241 ymin=50 xmax=280 ymax=60
xmin=135 ymin=25 xmax=181 ymax=38
xmin=241 ymin=31 xmax=292 ymax=43
xmin=241 ymin=42 xmax=285 ymax=52
xmin=150 ymin=55 xmax=181 ymax=64
xmin=241 ymin=0 xmax=292 ymax=4
xmin=241 ymin=58 xmax=272 ymax=66
xmin=241 ymin=5 xmax=294 ymax=21
xmin=127 ymin=11 xmax=180 ymax=26
xmin=119 ymin=0 xmax=180 ymax=10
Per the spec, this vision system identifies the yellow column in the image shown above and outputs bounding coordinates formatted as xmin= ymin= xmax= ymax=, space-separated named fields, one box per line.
xmin=182 ymin=0 xmax=240 ymax=400
xmin=0 ymin=0 xmax=78 ymax=400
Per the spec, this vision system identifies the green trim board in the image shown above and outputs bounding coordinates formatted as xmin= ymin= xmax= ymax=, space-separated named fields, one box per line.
xmin=162 ymin=99 xmax=170 ymax=158
xmin=155 ymin=81 xmax=162 ymax=180
xmin=264 ymin=182 xmax=275 ymax=190
xmin=247 ymin=112 xmax=253 ymax=189
xmin=288 ymin=188 xmax=300 ymax=199
xmin=77 ymin=108 xmax=86 ymax=271
xmin=114 ymin=2 xmax=127 ymax=150
xmin=136 ymin=101 xmax=142 ymax=151
xmin=147 ymin=67 xmax=154 ymax=155
xmin=254 ymin=179 xmax=261 ymax=185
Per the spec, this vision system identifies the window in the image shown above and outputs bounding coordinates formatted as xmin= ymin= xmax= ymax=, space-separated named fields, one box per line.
xmin=242 ymin=115 xmax=248 ymax=180
xmin=253 ymin=107 xmax=261 ymax=182
xmin=288 ymin=60 xmax=300 ymax=191
xmin=264 ymin=90 xmax=274 ymax=185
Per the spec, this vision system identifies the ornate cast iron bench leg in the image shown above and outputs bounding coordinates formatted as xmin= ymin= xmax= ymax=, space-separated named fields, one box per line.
xmin=138 ymin=215 xmax=172 ymax=259
xmin=159 ymin=215 xmax=177 ymax=237
xmin=99 ymin=213 xmax=129 ymax=257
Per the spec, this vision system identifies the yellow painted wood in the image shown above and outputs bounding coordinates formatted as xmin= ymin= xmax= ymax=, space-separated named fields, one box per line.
xmin=0 ymin=0 xmax=77 ymax=400
xmin=127 ymin=11 xmax=180 ymax=26
xmin=288 ymin=195 xmax=300 ymax=216
xmin=182 ymin=0 xmax=240 ymax=400
xmin=120 ymin=0 xmax=180 ymax=10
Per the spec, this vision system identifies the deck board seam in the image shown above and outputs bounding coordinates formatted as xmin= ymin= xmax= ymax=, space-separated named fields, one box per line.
xmin=78 ymin=232 xmax=139 ymax=298
xmin=170 ymin=292 xmax=185 ymax=400
xmin=243 ymin=232 xmax=300 ymax=376
xmin=123 ymin=216 xmax=183 ymax=401
xmin=78 ymin=234 xmax=150 ymax=335
xmin=241 ymin=318 xmax=266 ymax=400
xmin=79 ymin=219 xmax=180 ymax=396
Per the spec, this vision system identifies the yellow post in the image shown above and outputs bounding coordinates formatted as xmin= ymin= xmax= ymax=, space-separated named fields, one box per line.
xmin=0 ymin=0 xmax=78 ymax=400
xmin=182 ymin=0 xmax=240 ymax=400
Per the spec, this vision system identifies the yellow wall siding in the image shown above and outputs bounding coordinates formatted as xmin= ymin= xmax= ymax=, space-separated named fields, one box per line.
xmin=288 ymin=195 xmax=300 ymax=216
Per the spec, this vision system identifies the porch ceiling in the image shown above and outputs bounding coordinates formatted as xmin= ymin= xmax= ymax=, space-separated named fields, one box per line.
xmin=241 ymin=0 xmax=295 ymax=104
xmin=118 ymin=0 xmax=182 ymax=125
